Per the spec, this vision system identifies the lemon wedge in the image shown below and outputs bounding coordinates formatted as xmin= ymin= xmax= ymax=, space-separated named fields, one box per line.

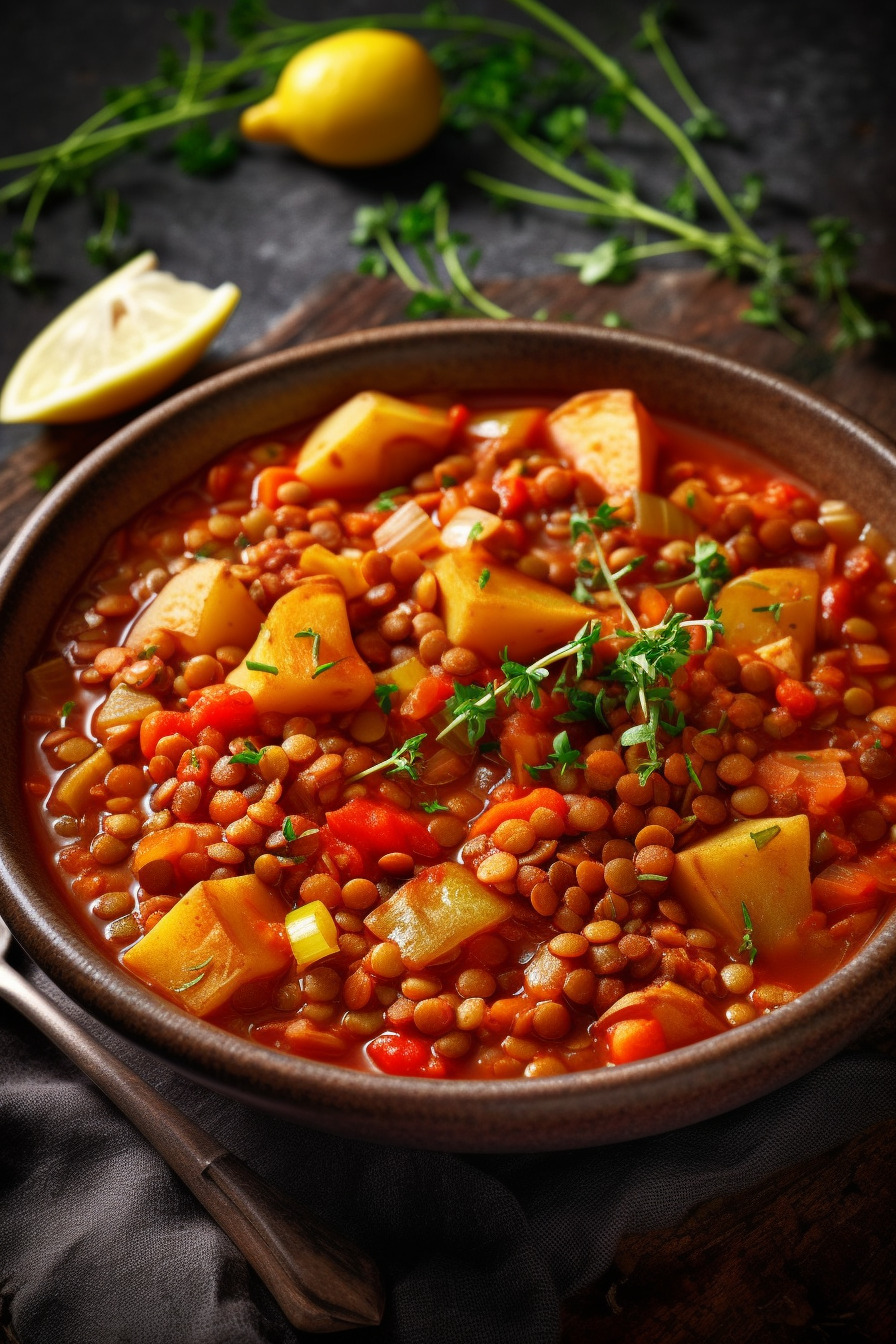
xmin=0 ymin=252 xmax=240 ymax=423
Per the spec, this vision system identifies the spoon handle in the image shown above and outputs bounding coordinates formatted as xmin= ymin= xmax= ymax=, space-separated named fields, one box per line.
xmin=0 ymin=958 xmax=384 ymax=1333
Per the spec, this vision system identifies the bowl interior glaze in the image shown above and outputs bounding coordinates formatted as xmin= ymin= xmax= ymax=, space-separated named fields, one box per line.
xmin=2 ymin=321 xmax=895 ymax=1152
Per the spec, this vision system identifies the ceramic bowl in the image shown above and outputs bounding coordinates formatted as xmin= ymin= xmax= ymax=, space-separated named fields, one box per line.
xmin=2 ymin=321 xmax=895 ymax=1152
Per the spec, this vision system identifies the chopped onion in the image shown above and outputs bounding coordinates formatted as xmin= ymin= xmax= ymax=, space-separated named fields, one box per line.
xmin=373 ymin=500 xmax=442 ymax=556
xmin=441 ymin=506 xmax=502 ymax=550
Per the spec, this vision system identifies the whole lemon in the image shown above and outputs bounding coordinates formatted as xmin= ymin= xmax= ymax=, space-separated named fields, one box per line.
xmin=240 ymin=29 xmax=443 ymax=168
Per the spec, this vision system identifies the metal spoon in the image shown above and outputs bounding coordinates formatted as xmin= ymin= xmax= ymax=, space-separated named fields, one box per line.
xmin=0 ymin=914 xmax=384 ymax=1333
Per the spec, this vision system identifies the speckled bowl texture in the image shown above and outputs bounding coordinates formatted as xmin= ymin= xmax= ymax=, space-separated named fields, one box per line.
xmin=2 ymin=322 xmax=895 ymax=1152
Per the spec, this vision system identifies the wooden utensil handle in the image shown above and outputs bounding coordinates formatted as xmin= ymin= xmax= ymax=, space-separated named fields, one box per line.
xmin=0 ymin=959 xmax=383 ymax=1332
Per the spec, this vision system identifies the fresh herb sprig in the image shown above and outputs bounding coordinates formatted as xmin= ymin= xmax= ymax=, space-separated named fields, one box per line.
xmin=346 ymin=732 xmax=428 ymax=782
xmin=739 ymin=901 xmax=758 ymax=965
xmin=655 ymin=537 xmax=731 ymax=601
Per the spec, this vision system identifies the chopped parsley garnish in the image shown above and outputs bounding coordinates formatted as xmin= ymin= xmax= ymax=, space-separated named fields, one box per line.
xmin=752 ymin=602 xmax=783 ymax=621
xmin=311 ymin=658 xmax=344 ymax=679
xmin=421 ymin=800 xmax=450 ymax=813
xmin=235 ymin=533 xmax=249 ymax=548
xmin=794 ymin=754 xmax=813 ymax=762
xmin=246 ymin=660 xmax=278 ymax=674
xmin=230 ymin=744 xmax=266 ymax=766
xmin=375 ymin=683 xmax=399 ymax=714
xmin=526 ymin=730 xmax=582 ymax=779
xmin=294 ymin=627 xmax=322 ymax=667
xmin=282 ymin=817 xmax=297 ymax=842
xmin=656 ymin=538 xmax=731 ymax=601
xmin=373 ymin=486 xmax=407 ymax=512
xmin=193 ymin=542 xmax=215 ymax=559
xmin=172 ymin=955 xmax=213 ymax=992
xmin=684 ymin=753 xmax=703 ymax=791
xmin=479 ymin=568 xmax=491 ymax=589
xmin=749 ymin=824 xmax=781 ymax=851
xmin=569 ymin=502 xmax=626 ymax=540
xmin=739 ymin=902 xmax=758 ymax=965
xmin=468 ymin=521 xmax=485 ymax=543
xmin=685 ymin=489 xmax=696 ymax=509
xmin=440 ymin=474 xmax=458 ymax=488
xmin=138 ymin=644 xmax=158 ymax=659
xmin=33 ymin=462 xmax=61 ymax=493
xmin=60 ymin=700 xmax=74 ymax=722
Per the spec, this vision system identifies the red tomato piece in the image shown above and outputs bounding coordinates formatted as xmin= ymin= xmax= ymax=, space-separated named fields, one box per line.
xmin=775 ymin=678 xmax=817 ymax=718
xmin=399 ymin=673 xmax=454 ymax=722
xmin=317 ymin=826 xmax=366 ymax=880
xmin=325 ymin=799 xmax=441 ymax=859
xmin=140 ymin=709 xmax=190 ymax=759
xmin=495 ymin=473 xmax=530 ymax=518
xmin=367 ymin=1032 xmax=431 ymax=1076
xmin=812 ymin=864 xmax=879 ymax=912
xmin=176 ymin=747 xmax=211 ymax=786
xmin=187 ymin=684 xmax=257 ymax=738
xmin=254 ymin=465 xmax=297 ymax=510
xmin=447 ymin=403 xmax=471 ymax=434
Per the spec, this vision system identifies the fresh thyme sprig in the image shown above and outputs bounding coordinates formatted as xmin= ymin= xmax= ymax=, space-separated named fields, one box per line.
xmin=654 ymin=537 xmax=731 ymax=601
xmin=526 ymin=729 xmax=582 ymax=779
xmin=346 ymin=732 xmax=428 ymax=782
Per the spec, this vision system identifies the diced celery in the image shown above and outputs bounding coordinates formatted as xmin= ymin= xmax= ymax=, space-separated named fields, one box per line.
xmin=286 ymin=900 xmax=340 ymax=972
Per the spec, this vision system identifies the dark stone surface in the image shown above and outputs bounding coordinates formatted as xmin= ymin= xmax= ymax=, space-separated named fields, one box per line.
xmin=1 ymin=0 xmax=894 ymax=456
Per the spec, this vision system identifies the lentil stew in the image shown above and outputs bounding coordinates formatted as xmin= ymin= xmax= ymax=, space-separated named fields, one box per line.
xmin=22 ymin=387 xmax=896 ymax=1080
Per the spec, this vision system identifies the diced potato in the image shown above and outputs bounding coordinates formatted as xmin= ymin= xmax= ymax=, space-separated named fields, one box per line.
xmin=127 ymin=559 xmax=264 ymax=659
xmin=364 ymin=861 xmax=514 ymax=970
xmin=378 ymin=656 xmax=428 ymax=697
xmin=26 ymin=656 xmax=73 ymax=706
xmin=633 ymin=491 xmax=699 ymax=542
xmin=227 ymin=576 xmax=374 ymax=715
xmin=298 ymin=543 xmax=368 ymax=598
xmin=545 ymin=390 xmax=659 ymax=500
xmin=669 ymin=815 xmax=811 ymax=956
xmin=433 ymin=550 xmax=596 ymax=662
xmin=95 ymin=684 xmax=161 ymax=741
xmin=296 ymin=392 xmax=453 ymax=496
xmin=717 ymin=567 xmax=819 ymax=673
xmin=755 ymin=636 xmax=802 ymax=679
xmin=597 ymin=982 xmax=725 ymax=1048
xmin=122 ymin=874 xmax=291 ymax=1017
xmin=668 ymin=478 xmax=721 ymax=528
xmin=48 ymin=745 xmax=113 ymax=816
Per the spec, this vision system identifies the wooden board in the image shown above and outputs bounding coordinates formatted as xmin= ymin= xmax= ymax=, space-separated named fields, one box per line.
xmin=4 ymin=268 xmax=895 ymax=1341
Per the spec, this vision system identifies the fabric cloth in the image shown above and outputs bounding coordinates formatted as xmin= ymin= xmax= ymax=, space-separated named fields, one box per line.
xmin=1 ymin=954 xmax=894 ymax=1344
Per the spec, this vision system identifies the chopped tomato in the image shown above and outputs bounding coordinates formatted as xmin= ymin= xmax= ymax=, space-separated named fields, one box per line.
xmin=187 ymin=684 xmax=257 ymax=738
xmin=495 ymin=473 xmax=530 ymax=518
xmin=606 ymin=1016 xmax=667 ymax=1064
xmin=775 ymin=678 xmax=817 ymax=718
xmin=367 ymin=1032 xmax=447 ymax=1077
xmin=325 ymin=799 xmax=441 ymax=859
xmin=447 ymin=403 xmax=471 ymax=434
xmin=752 ymin=751 xmax=847 ymax=816
xmin=812 ymin=863 xmax=879 ymax=912
xmin=469 ymin=786 xmax=568 ymax=837
xmin=176 ymin=747 xmax=211 ymax=786
xmin=499 ymin=710 xmax=555 ymax=786
xmin=400 ymin=673 xmax=454 ymax=721
xmin=140 ymin=709 xmax=190 ymax=758
xmin=316 ymin=826 xmax=366 ymax=880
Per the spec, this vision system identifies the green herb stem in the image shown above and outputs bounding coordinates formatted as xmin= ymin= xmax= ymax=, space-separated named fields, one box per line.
xmin=433 ymin=197 xmax=511 ymax=320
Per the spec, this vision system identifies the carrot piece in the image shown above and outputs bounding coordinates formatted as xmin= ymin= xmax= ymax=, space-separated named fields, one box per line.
xmin=607 ymin=1016 xmax=667 ymax=1064
xmin=469 ymin=787 xmax=568 ymax=837
xmin=254 ymin=465 xmax=296 ymax=509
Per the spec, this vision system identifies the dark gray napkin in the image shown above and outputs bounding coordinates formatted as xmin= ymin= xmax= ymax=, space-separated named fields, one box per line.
xmin=2 ymin=956 xmax=894 ymax=1344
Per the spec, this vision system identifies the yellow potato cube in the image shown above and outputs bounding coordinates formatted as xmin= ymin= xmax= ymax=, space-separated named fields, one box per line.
xmin=122 ymin=874 xmax=291 ymax=1017
xmin=433 ymin=550 xmax=596 ymax=662
xmin=227 ymin=576 xmax=374 ymax=715
xmin=95 ymin=684 xmax=161 ymax=741
xmin=298 ymin=543 xmax=368 ymax=598
xmin=717 ymin=567 xmax=819 ymax=672
xmin=296 ymin=391 xmax=453 ymax=496
xmin=669 ymin=815 xmax=811 ymax=956
xmin=127 ymin=559 xmax=263 ymax=659
xmin=48 ymin=745 xmax=113 ymax=817
xmin=546 ymin=389 xmax=659 ymax=499
xmin=365 ymin=861 xmax=514 ymax=970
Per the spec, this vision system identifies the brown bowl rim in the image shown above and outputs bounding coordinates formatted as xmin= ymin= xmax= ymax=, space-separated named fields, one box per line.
xmin=2 ymin=319 xmax=895 ymax=1152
